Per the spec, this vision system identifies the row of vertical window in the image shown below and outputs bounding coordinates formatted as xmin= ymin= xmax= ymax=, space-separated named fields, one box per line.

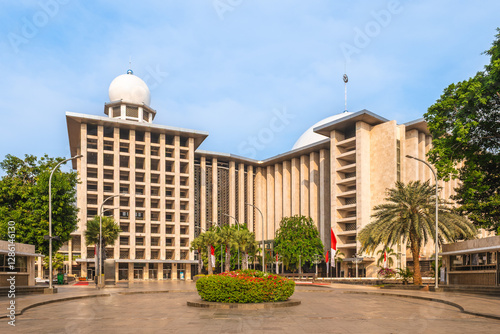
xmin=118 ymin=224 xmax=188 ymax=235
xmin=86 ymin=154 xmax=189 ymax=172
xmin=86 ymin=168 xmax=189 ymax=186
xmin=87 ymin=139 xmax=189 ymax=159
xmin=119 ymin=236 xmax=190 ymax=247
xmin=86 ymin=124 xmax=189 ymax=147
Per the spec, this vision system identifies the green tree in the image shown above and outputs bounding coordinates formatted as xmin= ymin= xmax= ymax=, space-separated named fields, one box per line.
xmin=43 ymin=252 xmax=65 ymax=275
xmin=424 ymin=29 xmax=500 ymax=232
xmin=84 ymin=216 xmax=121 ymax=268
xmin=0 ymin=154 xmax=79 ymax=255
xmin=274 ymin=215 xmax=324 ymax=273
xmin=359 ymin=181 xmax=476 ymax=285
xmin=190 ymin=235 xmax=205 ymax=275
xmin=217 ymin=225 xmax=237 ymax=272
xmin=200 ymin=230 xmax=220 ymax=275
xmin=234 ymin=227 xmax=259 ymax=270
xmin=376 ymin=246 xmax=397 ymax=268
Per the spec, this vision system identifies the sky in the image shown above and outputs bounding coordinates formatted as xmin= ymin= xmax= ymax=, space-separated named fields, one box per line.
xmin=0 ymin=0 xmax=499 ymax=171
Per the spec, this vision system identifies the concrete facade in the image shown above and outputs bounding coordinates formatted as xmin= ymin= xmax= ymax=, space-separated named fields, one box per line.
xmin=63 ymin=72 xmax=463 ymax=280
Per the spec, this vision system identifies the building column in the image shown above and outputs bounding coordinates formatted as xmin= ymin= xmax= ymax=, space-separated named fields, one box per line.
xmin=282 ymin=160 xmax=291 ymax=217
xmin=238 ymin=163 xmax=246 ymax=225
xmin=319 ymin=149 xmax=330 ymax=247
xmin=291 ymin=158 xmax=300 ymax=215
xmin=172 ymin=263 xmax=178 ymax=280
xmin=247 ymin=165 xmax=254 ymax=232
xmin=200 ymin=157 xmax=207 ymax=230
xmin=309 ymin=152 xmax=319 ymax=227
xmin=274 ymin=163 xmax=283 ymax=236
xmin=266 ymin=166 xmax=275 ymax=239
xmin=229 ymin=161 xmax=236 ymax=221
xmin=300 ymin=155 xmax=309 ymax=217
xmin=212 ymin=158 xmax=218 ymax=224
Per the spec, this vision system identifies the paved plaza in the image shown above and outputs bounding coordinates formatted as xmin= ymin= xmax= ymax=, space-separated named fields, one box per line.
xmin=2 ymin=282 xmax=500 ymax=333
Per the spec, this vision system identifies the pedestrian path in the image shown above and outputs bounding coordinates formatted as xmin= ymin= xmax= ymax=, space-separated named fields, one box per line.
xmin=1 ymin=281 xmax=499 ymax=321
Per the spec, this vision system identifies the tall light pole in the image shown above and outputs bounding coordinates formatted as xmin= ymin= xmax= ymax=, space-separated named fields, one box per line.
xmin=223 ymin=213 xmax=240 ymax=270
xmin=98 ymin=194 xmax=124 ymax=288
xmin=406 ymin=155 xmax=439 ymax=290
xmin=246 ymin=203 xmax=265 ymax=272
xmin=48 ymin=155 xmax=82 ymax=290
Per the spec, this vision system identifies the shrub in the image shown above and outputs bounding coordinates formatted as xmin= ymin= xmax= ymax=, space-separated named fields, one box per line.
xmin=377 ymin=267 xmax=396 ymax=278
xmin=196 ymin=270 xmax=295 ymax=303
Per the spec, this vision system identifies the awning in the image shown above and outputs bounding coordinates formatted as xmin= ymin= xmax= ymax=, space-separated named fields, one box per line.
xmin=0 ymin=250 xmax=44 ymax=257
xmin=440 ymin=245 xmax=500 ymax=256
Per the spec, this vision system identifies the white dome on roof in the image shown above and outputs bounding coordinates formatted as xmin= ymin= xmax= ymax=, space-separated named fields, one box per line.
xmin=292 ymin=111 xmax=352 ymax=150
xmin=108 ymin=70 xmax=151 ymax=106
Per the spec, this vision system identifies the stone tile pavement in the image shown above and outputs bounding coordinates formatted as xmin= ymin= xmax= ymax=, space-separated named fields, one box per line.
xmin=1 ymin=281 xmax=499 ymax=333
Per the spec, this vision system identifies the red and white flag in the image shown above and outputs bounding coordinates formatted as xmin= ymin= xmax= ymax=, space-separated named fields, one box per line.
xmin=331 ymin=228 xmax=337 ymax=267
xmin=384 ymin=251 xmax=387 ymax=268
xmin=210 ymin=245 xmax=216 ymax=267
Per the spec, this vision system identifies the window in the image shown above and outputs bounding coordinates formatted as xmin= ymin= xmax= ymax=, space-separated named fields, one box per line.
xmin=120 ymin=197 xmax=129 ymax=207
xmin=103 ymin=169 xmax=114 ymax=179
xmin=151 ymin=237 xmax=160 ymax=246
xmin=87 ymin=152 xmax=98 ymax=165
xmin=151 ymin=211 xmax=159 ymax=221
xmin=120 ymin=142 xmax=129 ymax=153
xmin=136 ymin=185 xmax=145 ymax=195
xmin=103 ymin=126 xmax=114 ymax=138
xmin=151 ymin=132 xmax=160 ymax=144
xmin=151 ymin=199 xmax=160 ymax=209
xmin=87 ymin=195 xmax=98 ymax=205
xmin=151 ymin=146 xmax=159 ymax=156
xmin=180 ymin=226 xmax=189 ymax=235
xmin=87 ymin=124 xmax=98 ymax=136
xmin=136 ymin=237 xmax=145 ymax=246
xmin=120 ymin=237 xmax=129 ymax=246
xmin=135 ymin=172 xmax=145 ymax=183
xmin=120 ymin=210 xmax=129 ymax=218
xmin=166 ymin=225 xmax=174 ymax=234
xmin=151 ymin=224 xmax=160 ymax=234
xmin=136 ymin=211 xmax=145 ymax=220
xmin=87 ymin=138 xmax=98 ymax=150
xmin=143 ymin=111 xmax=149 ymax=122
xmin=87 ymin=168 xmax=97 ymax=179
xmin=87 ymin=181 xmax=97 ymax=192
xmin=166 ymin=214 xmax=173 ymax=222
xmin=120 ymin=171 xmax=129 ymax=181
xmin=126 ymin=106 xmax=138 ymax=118
xmin=119 ymin=184 xmax=129 ymax=194
xmin=103 ymin=183 xmax=114 ymax=193
xmin=135 ymin=223 xmax=145 ymax=233
xmin=151 ymin=187 xmax=159 ymax=196
xmin=165 ymin=176 xmax=174 ymax=185
xmin=180 ymin=151 xmax=188 ymax=159
xmin=151 ymin=173 xmax=160 ymax=184
xmin=112 ymin=106 xmax=121 ymax=118
xmin=165 ymin=148 xmax=174 ymax=158
xmin=136 ymin=198 xmax=145 ymax=208
xmin=120 ymin=223 xmax=129 ymax=232
xmin=165 ymin=135 xmax=174 ymax=146
xmin=120 ymin=156 xmax=129 ymax=168
xmin=136 ymin=157 xmax=145 ymax=169
xmin=135 ymin=145 xmax=145 ymax=155
xmin=180 ymin=137 xmax=188 ymax=147
xmin=165 ymin=238 xmax=174 ymax=247
xmin=136 ymin=131 xmax=145 ymax=142
xmin=104 ymin=141 xmax=114 ymax=151
xmin=165 ymin=162 xmax=174 ymax=173
xmin=103 ymin=154 xmax=114 ymax=167
xmin=120 ymin=129 xmax=129 ymax=140
xmin=151 ymin=159 xmax=159 ymax=171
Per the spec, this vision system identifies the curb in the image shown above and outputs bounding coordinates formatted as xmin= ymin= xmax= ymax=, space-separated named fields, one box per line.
xmin=187 ymin=299 xmax=301 ymax=309
xmin=342 ymin=290 xmax=500 ymax=321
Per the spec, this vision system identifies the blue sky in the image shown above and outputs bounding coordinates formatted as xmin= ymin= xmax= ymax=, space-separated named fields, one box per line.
xmin=0 ymin=0 xmax=499 ymax=169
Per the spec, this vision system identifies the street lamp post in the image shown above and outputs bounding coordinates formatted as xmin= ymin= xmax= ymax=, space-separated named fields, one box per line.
xmin=98 ymin=194 xmax=125 ymax=288
xmin=246 ymin=203 xmax=265 ymax=272
xmin=406 ymin=155 xmax=439 ymax=290
xmin=223 ymin=213 xmax=240 ymax=270
xmin=48 ymin=155 xmax=82 ymax=290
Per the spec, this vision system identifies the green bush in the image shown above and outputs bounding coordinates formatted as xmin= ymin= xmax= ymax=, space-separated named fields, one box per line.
xmin=196 ymin=270 xmax=295 ymax=303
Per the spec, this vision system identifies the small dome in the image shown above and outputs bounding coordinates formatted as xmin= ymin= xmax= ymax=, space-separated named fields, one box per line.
xmin=108 ymin=70 xmax=151 ymax=106
xmin=292 ymin=112 xmax=352 ymax=150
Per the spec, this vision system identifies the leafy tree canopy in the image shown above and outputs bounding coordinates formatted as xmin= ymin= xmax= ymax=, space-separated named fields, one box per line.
xmin=274 ymin=215 xmax=324 ymax=271
xmin=424 ymin=29 xmax=500 ymax=232
xmin=0 ymin=154 xmax=79 ymax=255
xmin=84 ymin=216 xmax=121 ymax=247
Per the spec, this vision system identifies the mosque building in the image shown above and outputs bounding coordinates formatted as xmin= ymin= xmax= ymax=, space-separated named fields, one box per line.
xmin=63 ymin=69 xmax=460 ymax=280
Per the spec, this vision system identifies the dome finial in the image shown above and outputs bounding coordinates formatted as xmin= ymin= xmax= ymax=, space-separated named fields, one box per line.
xmin=127 ymin=69 xmax=133 ymax=75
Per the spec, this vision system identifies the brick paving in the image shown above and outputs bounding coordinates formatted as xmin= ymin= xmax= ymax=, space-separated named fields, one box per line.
xmin=1 ymin=281 xmax=499 ymax=333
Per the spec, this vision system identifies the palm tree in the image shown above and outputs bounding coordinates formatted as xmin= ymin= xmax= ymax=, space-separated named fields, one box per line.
xmin=199 ymin=230 xmax=220 ymax=275
xmin=217 ymin=225 xmax=237 ymax=272
xmin=190 ymin=236 xmax=205 ymax=275
xmin=376 ymin=247 xmax=397 ymax=268
xmin=234 ymin=228 xmax=259 ymax=270
xmin=85 ymin=216 xmax=121 ymax=268
xmin=359 ymin=180 xmax=476 ymax=285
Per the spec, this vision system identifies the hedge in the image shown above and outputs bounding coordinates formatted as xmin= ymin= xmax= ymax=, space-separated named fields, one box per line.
xmin=196 ymin=270 xmax=295 ymax=303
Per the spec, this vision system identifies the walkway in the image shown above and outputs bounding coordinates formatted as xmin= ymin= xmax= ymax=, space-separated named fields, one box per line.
xmin=1 ymin=281 xmax=499 ymax=333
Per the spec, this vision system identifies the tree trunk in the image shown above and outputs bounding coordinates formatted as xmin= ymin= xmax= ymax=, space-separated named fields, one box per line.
xmin=410 ymin=233 xmax=422 ymax=285
xmin=225 ymin=246 xmax=231 ymax=272
xmin=207 ymin=245 xmax=213 ymax=275
xmin=243 ymin=252 xmax=248 ymax=270
xmin=198 ymin=249 xmax=203 ymax=275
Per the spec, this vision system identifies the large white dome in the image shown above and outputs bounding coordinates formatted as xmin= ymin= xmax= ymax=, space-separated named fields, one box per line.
xmin=108 ymin=70 xmax=151 ymax=106
xmin=292 ymin=111 xmax=352 ymax=150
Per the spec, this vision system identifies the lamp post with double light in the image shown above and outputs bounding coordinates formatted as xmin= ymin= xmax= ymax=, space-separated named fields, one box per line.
xmin=48 ymin=155 xmax=83 ymax=290
xmin=245 ymin=203 xmax=265 ymax=272
xmin=223 ymin=213 xmax=240 ymax=270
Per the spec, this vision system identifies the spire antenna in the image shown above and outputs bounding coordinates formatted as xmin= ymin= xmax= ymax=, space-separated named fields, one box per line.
xmin=343 ymin=65 xmax=348 ymax=113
